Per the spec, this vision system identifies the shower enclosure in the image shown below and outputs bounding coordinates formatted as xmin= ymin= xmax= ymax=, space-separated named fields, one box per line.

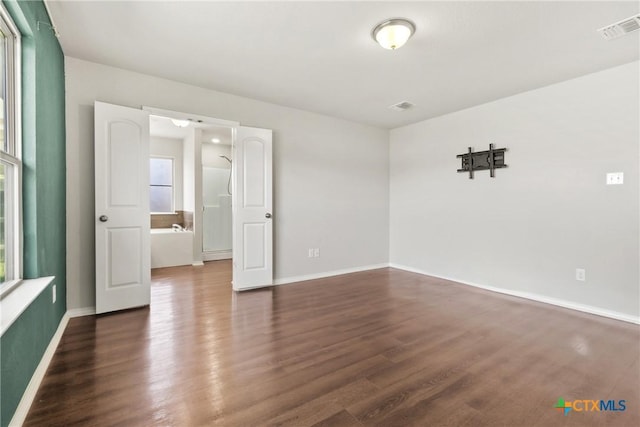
xmin=202 ymin=165 xmax=232 ymax=256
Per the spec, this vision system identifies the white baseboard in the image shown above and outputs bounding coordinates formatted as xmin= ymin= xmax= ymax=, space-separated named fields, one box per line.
xmin=67 ymin=306 xmax=96 ymax=318
xmin=9 ymin=312 xmax=70 ymax=427
xmin=202 ymin=252 xmax=232 ymax=261
xmin=389 ymin=263 xmax=640 ymax=325
xmin=273 ymin=263 xmax=390 ymax=286
xmin=191 ymin=261 xmax=204 ymax=266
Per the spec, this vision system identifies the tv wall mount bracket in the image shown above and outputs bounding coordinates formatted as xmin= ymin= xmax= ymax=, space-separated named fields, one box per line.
xmin=456 ymin=143 xmax=507 ymax=179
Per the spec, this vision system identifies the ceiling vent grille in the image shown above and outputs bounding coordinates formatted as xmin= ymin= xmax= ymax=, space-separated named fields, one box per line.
xmin=598 ymin=14 xmax=640 ymax=40
xmin=389 ymin=101 xmax=415 ymax=111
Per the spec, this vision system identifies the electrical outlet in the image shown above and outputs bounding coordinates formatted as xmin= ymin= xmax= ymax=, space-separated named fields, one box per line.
xmin=52 ymin=284 xmax=56 ymax=303
xmin=576 ymin=268 xmax=586 ymax=282
xmin=606 ymin=172 xmax=624 ymax=185
xmin=314 ymin=248 xmax=320 ymax=258
xmin=308 ymin=248 xmax=314 ymax=258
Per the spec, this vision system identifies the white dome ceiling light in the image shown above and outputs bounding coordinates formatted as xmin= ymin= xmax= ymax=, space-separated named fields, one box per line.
xmin=171 ymin=119 xmax=190 ymax=128
xmin=372 ymin=18 xmax=416 ymax=50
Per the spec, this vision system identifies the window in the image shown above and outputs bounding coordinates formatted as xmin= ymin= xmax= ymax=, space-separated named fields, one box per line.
xmin=150 ymin=157 xmax=174 ymax=213
xmin=0 ymin=4 xmax=21 ymax=292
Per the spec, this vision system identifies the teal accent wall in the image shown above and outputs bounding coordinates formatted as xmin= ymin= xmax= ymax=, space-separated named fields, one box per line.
xmin=0 ymin=1 xmax=66 ymax=425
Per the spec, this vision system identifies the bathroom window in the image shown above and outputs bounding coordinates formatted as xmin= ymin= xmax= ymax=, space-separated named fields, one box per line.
xmin=0 ymin=3 xmax=21 ymax=293
xmin=150 ymin=157 xmax=174 ymax=213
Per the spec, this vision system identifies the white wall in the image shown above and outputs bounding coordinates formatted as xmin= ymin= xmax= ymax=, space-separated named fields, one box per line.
xmin=65 ymin=57 xmax=389 ymax=310
xmin=150 ymin=136 xmax=184 ymax=210
xmin=193 ymin=129 xmax=203 ymax=264
xmin=390 ymin=61 xmax=639 ymax=319
xmin=182 ymin=129 xmax=195 ymax=213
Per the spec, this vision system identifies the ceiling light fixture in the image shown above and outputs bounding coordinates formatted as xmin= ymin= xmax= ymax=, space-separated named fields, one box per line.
xmin=372 ymin=18 xmax=415 ymax=50
xmin=171 ymin=119 xmax=190 ymax=128
xmin=211 ymin=138 xmax=221 ymax=144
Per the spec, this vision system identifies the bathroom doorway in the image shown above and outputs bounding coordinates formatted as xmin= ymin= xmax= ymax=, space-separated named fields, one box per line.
xmin=147 ymin=111 xmax=238 ymax=269
xmin=94 ymin=102 xmax=273 ymax=313
xmin=143 ymin=106 xmax=274 ymax=292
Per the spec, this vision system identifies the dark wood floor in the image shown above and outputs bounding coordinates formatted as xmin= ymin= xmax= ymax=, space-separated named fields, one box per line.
xmin=25 ymin=261 xmax=639 ymax=426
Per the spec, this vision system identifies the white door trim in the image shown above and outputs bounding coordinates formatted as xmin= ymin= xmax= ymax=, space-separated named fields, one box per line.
xmin=142 ymin=106 xmax=239 ymax=128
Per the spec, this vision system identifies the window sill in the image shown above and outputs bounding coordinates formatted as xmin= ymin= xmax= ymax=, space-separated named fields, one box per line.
xmin=0 ymin=279 xmax=22 ymax=299
xmin=1 ymin=276 xmax=55 ymax=336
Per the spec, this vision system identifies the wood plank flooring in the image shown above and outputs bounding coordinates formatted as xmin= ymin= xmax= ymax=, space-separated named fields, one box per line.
xmin=25 ymin=261 xmax=639 ymax=426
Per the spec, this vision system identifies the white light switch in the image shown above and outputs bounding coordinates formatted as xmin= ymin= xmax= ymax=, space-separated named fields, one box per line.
xmin=606 ymin=172 xmax=623 ymax=185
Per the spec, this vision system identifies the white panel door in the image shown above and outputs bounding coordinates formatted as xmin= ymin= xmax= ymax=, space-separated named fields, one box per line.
xmin=233 ymin=126 xmax=273 ymax=290
xmin=94 ymin=101 xmax=150 ymax=314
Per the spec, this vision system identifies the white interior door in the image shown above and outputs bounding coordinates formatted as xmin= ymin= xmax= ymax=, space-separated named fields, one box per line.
xmin=94 ymin=101 xmax=151 ymax=314
xmin=232 ymin=126 xmax=273 ymax=290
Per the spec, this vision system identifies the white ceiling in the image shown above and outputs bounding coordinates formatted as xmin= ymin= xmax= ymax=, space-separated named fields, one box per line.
xmin=47 ymin=1 xmax=639 ymax=129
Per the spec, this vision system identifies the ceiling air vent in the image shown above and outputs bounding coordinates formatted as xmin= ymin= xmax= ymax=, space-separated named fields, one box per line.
xmin=389 ymin=101 xmax=415 ymax=112
xmin=598 ymin=14 xmax=640 ymax=40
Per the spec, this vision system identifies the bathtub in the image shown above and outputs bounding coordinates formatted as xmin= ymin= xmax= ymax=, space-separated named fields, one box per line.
xmin=150 ymin=228 xmax=194 ymax=268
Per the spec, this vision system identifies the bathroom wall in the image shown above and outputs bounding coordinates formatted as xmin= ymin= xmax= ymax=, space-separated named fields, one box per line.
xmin=202 ymin=143 xmax=232 ymax=168
xmin=182 ymin=129 xmax=200 ymax=261
xmin=150 ymin=211 xmax=185 ymax=230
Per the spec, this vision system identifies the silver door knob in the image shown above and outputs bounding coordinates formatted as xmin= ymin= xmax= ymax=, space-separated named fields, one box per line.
xmin=265 ymin=213 xmax=272 ymax=219
xmin=99 ymin=215 xmax=108 ymax=222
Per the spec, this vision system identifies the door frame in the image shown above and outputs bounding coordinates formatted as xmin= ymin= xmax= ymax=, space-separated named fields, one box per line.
xmin=144 ymin=106 xmax=239 ymax=267
xmin=143 ymin=107 xmax=275 ymax=291
xmin=142 ymin=106 xmax=239 ymax=128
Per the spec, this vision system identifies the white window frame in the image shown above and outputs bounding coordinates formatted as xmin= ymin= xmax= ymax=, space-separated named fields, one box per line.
xmin=0 ymin=2 xmax=22 ymax=298
xmin=149 ymin=156 xmax=175 ymax=214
